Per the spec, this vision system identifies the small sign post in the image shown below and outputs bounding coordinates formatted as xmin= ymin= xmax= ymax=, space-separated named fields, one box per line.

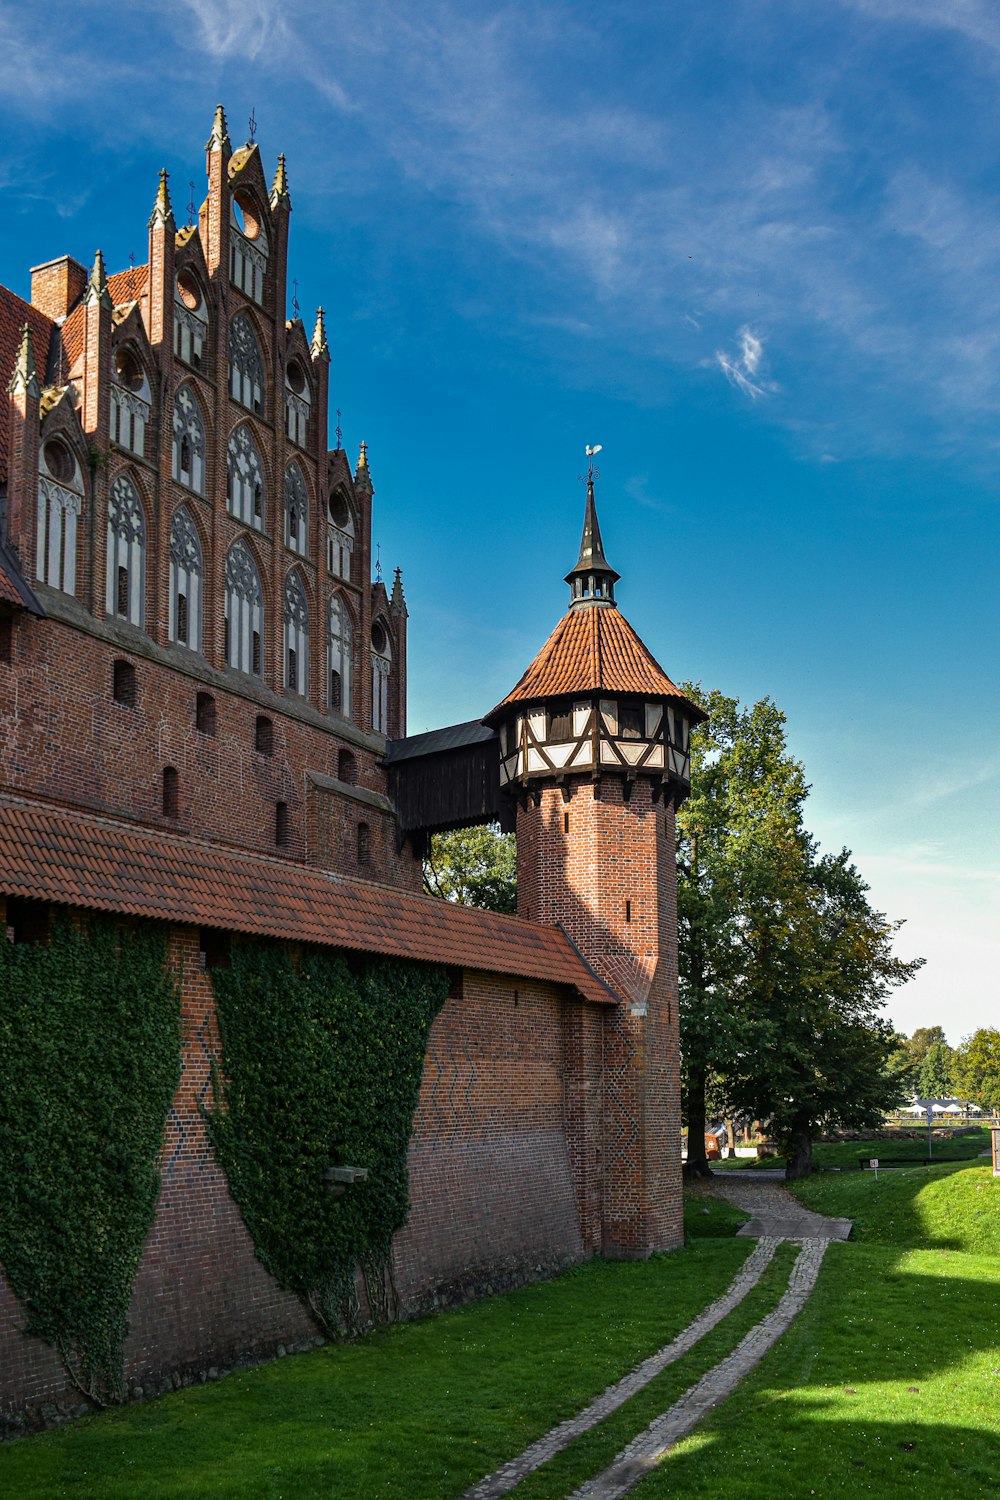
xmin=870 ymin=1157 xmax=879 ymax=1181
xmin=992 ymin=1129 xmax=1000 ymax=1179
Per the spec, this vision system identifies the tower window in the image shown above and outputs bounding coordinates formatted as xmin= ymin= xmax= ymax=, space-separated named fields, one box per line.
xmin=357 ymin=822 xmax=371 ymax=865
xmin=338 ymin=749 xmax=357 ymax=784
xmin=0 ymin=614 xmax=11 ymax=663
xmin=162 ymin=766 xmax=179 ymax=819
xmin=112 ymin=659 xmax=136 ymax=707
xmin=195 ymin=692 xmax=216 ymax=736
xmin=199 ymin=928 xmax=230 ymax=970
xmin=275 ymin=801 xmax=289 ymax=847
xmin=170 ymin=507 xmax=203 ymax=653
xmin=564 ymin=811 xmax=570 ymax=834
xmin=625 ymin=900 xmax=632 ymax=923
xmin=106 ymin=473 xmax=146 ymax=627
xmin=618 ymin=703 xmax=644 ymax=740
xmin=548 ymin=707 xmax=573 ymax=739
xmin=255 ymin=716 xmax=273 ymax=756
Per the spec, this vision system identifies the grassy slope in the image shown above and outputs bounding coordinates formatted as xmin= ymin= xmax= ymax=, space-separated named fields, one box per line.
xmin=792 ymin=1161 xmax=1000 ymax=1255
xmin=0 ymin=1242 xmax=752 ymax=1500
xmin=710 ymin=1128 xmax=991 ymax=1172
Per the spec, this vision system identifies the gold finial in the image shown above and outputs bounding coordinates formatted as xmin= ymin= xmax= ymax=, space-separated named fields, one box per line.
xmin=358 ymin=439 xmax=368 ymax=468
xmin=310 ymin=306 xmax=329 ymax=360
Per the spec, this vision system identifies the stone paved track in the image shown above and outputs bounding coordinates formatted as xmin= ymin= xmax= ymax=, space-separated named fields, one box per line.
xmin=708 ymin=1173 xmax=852 ymax=1241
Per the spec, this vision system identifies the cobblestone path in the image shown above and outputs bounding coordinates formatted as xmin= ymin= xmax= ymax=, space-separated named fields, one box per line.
xmin=708 ymin=1173 xmax=853 ymax=1241
xmin=461 ymin=1237 xmax=781 ymax=1500
xmin=567 ymin=1238 xmax=828 ymax=1500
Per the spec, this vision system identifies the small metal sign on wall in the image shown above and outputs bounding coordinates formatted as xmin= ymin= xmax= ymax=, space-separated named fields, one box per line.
xmin=993 ymin=1128 xmax=1000 ymax=1177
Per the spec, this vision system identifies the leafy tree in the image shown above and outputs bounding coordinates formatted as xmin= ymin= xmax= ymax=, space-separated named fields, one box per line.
xmin=423 ymin=823 xmax=517 ymax=914
xmin=917 ymin=1039 xmax=955 ymax=1100
xmin=904 ymin=1025 xmax=948 ymax=1072
xmin=952 ymin=1029 xmax=1000 ymax=1112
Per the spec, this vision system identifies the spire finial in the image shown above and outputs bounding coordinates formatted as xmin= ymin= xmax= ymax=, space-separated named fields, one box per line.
xmin=270 ymin=152 xmax=291 ymax=209
xmin=149 ymin=167 xmax=176 ymax=230
xmin=354 ymin=438 xmax=373 ymax=495
xmin=390 ymin=565 xmax=407 ymax=614
xmin=310 ymin=306 xmax=330 ymax=361
xmin=206 ymin=103 xmax=231 ymax=154
xmin=84 ymin=248 xmax=111 ymax=308
xmin=8 ymin=323 xmax=40 ymax=399
xmin=565 ymin=445 xmax=619 ymax=608
xmin=358 ymin=439 xmax=368 ymax=468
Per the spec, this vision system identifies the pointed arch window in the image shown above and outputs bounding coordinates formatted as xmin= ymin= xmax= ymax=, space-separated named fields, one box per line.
xmin=284 ymin=570 xmax=309 ymax=696
xmin=371 ymin=620 xmax=391 ymax=735
xmin=110 ymin=345 xmax=151 ymax=457
xmin=36 ymin=437 xmax=83 ymax=596
xmin=174 ymin=270 xmax=208 ymax=369
xmin=172 ymin=385 xmax=206 ymax=495
xmin=230 ymin=193 xmax=269 ymax=304
xmin=327 ymin=486 xmax=355 ymax=580
xmin=328 ymin=595 xmax=353 ymax=718
xmin=226 ymin=424 xmax=266 ymax=530
xmin=224 ymin=540 xmax=264 ymax=677
xmin=284 ymin=463 xmax=309 ymax=555
xmin=228 ymin=313 xmax=265 ymax=413
xmin=106 ymin=473 xmax=145 ymax=627
xmin=285 ymin=358 xmax=311 ymax=447
xmin=169 ymin=506 xmax=203 ymax=652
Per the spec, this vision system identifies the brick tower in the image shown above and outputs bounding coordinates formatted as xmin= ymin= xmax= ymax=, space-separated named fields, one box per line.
xmin=484 ymin=462 xmax=706 ymax=1256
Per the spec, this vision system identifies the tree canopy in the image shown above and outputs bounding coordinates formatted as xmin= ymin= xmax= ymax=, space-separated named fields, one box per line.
xmin=423 ymin=824 xmax=517 ymax=914
xmin=953 ymin=1029 xmax=1000 ymax=1112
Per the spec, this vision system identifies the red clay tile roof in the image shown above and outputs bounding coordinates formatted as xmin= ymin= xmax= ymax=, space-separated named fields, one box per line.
xmin=485 ymin=604 xmax=706 ymax=719
xmin=0 ymin=796 xmax=617 ymax=1005
xmin=0 ymin=544 xmax=43 ymax=614
xmin=108 ymin=264 xmax=148 ymax=306
xmin=0 ymin=555 xmax=22 ymax=607
xmin=0 ymin=285 xmax=55 ymax=485
xmin=59 ymin=304 xmax=86 ymax=371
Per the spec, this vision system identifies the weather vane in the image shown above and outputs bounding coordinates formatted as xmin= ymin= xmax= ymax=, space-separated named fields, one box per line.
xmin=375 ymin=543 xmax=383 ymax=584
xmin=187 ymin=181 xmax=196 ymax=228
xmin=292 ymin=278 xmax=300 ymax=321
xmin=579 ymin=442 xmax=602 ymax=486
xmin=248 ymin=107 xmax=257 ymax=144
xmin=335 ymin=409 xmax=343 ymax=450
xmin=128 ymin=250 xmax=135 ymax=270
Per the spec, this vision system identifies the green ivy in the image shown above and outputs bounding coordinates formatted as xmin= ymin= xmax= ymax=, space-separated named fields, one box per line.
xmin=206 ymin=942 xmax=448 ymax=1336
xmin=0 ymin=917 xmax=181 ymax=1406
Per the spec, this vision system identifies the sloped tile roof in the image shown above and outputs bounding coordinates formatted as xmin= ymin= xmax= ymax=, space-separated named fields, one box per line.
xmin=108 ymin=264 xmax=148 ymax=306
xmin=485 ymin=605 xmax=706 ymax=719
xmin=0 ymin=543 xmax=43 ymax=614
xmin=0 ymin=285 xmax=55 ymax=485
xmin=0 ymin=796 xmax=617 ymax=1006
xmin=59 ymin=304 xmax=86 ymax=371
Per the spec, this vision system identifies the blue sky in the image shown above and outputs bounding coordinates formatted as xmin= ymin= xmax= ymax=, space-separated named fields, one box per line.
xmin=1 ymin=0 xmax=997 ymax=1044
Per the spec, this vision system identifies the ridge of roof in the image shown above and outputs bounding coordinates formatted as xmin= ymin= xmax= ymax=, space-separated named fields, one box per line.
xmin=0 ymin=795 xmax=618 ymax=1007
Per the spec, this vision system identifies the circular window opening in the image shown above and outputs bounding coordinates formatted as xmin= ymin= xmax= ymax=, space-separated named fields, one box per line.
xmin=176 ymin=270 xmax=202 ymax=311
xmin=43 ymin=439 xmax=75 ymax=484
xmin=233 ymin=192 xmax=262 ymax=240
xmin=114 ymin=347 xmax=144 ymax=391
xmin=328 ymin=490 xmax=350 ymax=528
xmin=286 ymin=360 xmax=306 ymax=395
xmin=371 ymin=621 xmax=388 ymax=656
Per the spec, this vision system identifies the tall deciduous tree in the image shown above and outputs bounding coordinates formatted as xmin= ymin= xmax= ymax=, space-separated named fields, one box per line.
xmin=423 ymin=824 xmax=517 ymax=914
xmin=953 ymin=1029 xmax=1000 ymax=1112
xmin=917 ymin=1039 xmax=956 ymax=1100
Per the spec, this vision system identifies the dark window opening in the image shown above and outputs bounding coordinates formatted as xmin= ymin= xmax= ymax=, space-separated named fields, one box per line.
xmin=251 ymin=630 xmax=261 ymax=676
xmin=162 ymin=766 xmax=179 ymax=819
xmin=6 ymin=897 xmax=50 ymax=946
xmin=196 ymin=692 xmax=216 ymax=736
xmin=287 ymin=646 xmax=297 ymax=688
xmin=618 ymin=703 xmax=644 ymax=740
xmin=357 ymin=822 xmax=371 ymax=865
xmin=177 ymin=591 xmax=188 ymax=644
xmin=116 ymin=565 xmax=129 ymax=618
xmin=226 ymin=469 xmax=233 ymax=502
xmin=0 ymin=613 xmax=12 ymax=664
xmin=275 ymin=800 xmax=289 ymax=846
xmin=255 ymin=715 xmax=273 ymax=755
xmin=564 ymin=811 xmax=570 ymax=833
xmin=180 ymin=436 xmax=191 ymax=473
xmin=254 ymin=482 xmax=263 ymax=518
xmin=625 ymin=900 xmax=632 ymax=923
xmin=548 ymin=706 xmax=573 ymax=740
xmin=112 ymin=659 xmax=136 ymax=707
xmin=330 ymin=668 xmax=342 ymax=710
xmin=338 ymin=749 xmax=357 ymax=784
xmin=199 ymin=928 xmax=230 ymax=970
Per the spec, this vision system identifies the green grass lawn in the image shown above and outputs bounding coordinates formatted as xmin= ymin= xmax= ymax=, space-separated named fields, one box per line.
xmin=790 ymin=1160 xmax=1000 ymax=1255
xmin=683 ymin=1181 xmax=751 ymax=1238
xmin=710 ymin=1127 xmax=991 ymax=1172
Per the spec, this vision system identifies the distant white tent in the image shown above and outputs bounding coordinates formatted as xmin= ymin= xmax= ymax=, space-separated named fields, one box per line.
xmin=968 ymin=1103 xmax=983 ymax=1114
xmin=930 ymin=1103 xmax=948 ymax=1113
xmin=942 ymin=1101 xmax=963 ymax=1113
xmin=901 ymin=1103 xmax=926 ymax=1115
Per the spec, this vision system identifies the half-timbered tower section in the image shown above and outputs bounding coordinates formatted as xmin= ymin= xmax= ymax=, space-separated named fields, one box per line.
xmin=0 ymin=106 xmax=411 ymax=883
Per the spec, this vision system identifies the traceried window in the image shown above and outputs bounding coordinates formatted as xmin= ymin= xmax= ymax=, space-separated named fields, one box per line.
xmin=36 ymin=437 xmax=83 ymax=595
xmin=174 ymin=270 xmax=208 ymax=369
xmin=228 ymin=313 xmax=265 ymax=413
xmin=106 ymin=473 xmax=145 ymax=627
xmin=230 ymin=192 xmax=269 ymax=304
xmin=285 ymin=359 xmax=311 ymax=447
xmin=110 ymin=346 xmax=150 ymax=457
xmin=226 ymin=424 xmax=266 ymax=529
xmin=283 ymin=570 xmax=309 ymax=696
xmin=327 ymin=486 xmax=355 ymax=580
xmin=370 ymin=619 xmax=391 ymax=736
xmin=172 ymin=385 xmax=206 ymax=495
xmin=169 ymin=506 xmax=203 ymax=652
xmin=224 ymin=539 xmax=264 ymax=677
xmin=328 ymin=595 xmax=353 ymax=717
xmin=284 ymin=463 xmax=308 ymax=555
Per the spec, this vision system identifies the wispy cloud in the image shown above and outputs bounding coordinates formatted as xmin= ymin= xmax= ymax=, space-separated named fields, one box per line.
xmin=715 ymin=326 xmax=776 ymax=401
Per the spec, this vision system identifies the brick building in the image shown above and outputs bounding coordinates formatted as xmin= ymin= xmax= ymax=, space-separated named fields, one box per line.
xmin=0 ymin=108 xmax=704 ymax=1421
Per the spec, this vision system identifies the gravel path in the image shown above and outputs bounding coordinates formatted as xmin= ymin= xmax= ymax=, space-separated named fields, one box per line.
xmin=708 ymin=1174 xmax=853 ymax=1241
xmin=566 ymin=1238 xmax=828 ymax=1500
xmin=461 ymin=1237 xmax=781 ymax=1500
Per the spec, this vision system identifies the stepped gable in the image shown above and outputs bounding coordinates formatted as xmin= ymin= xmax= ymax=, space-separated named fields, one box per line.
xmin=0 ymin=796 xmax=619 ymax=1007
xmin=0 ymin=285 xmax=55 ymax=484
xmin=485 ymin=604 xmax=703 ymax=717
